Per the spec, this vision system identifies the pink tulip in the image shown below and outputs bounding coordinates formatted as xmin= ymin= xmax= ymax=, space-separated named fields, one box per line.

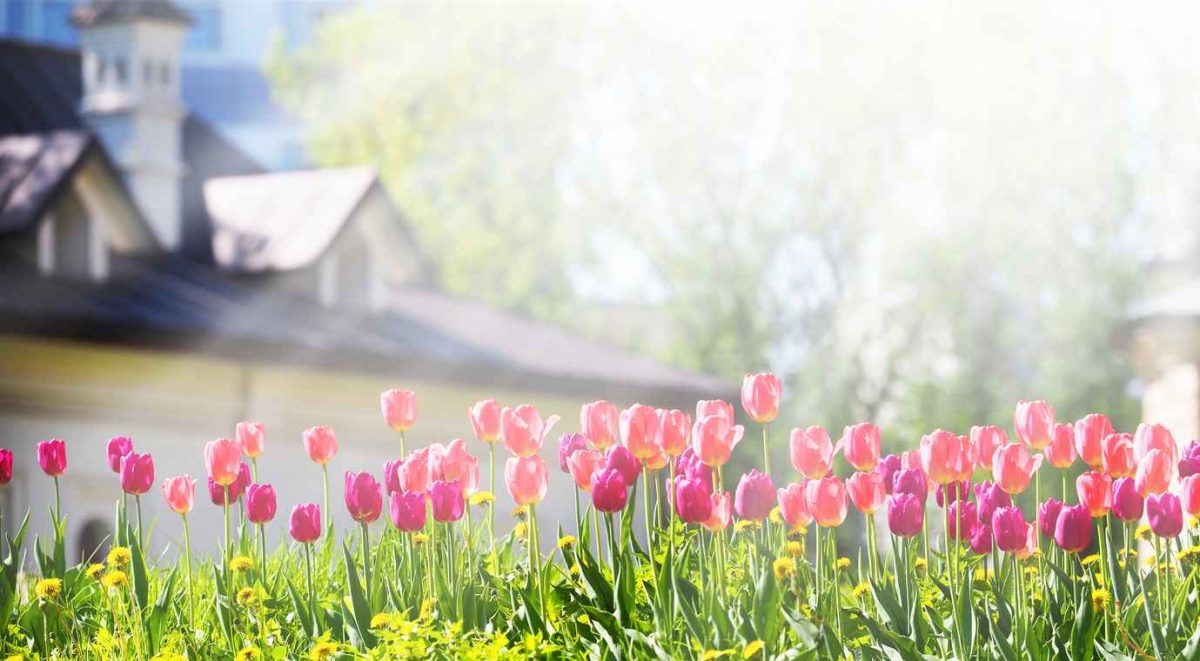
xmin=1076 ymin=471 xmax=1112 ymax=518
xmin=969 ymin=522 xmax=993 ymax=555
xmin=505 ymin=455 xmax=549 ymax=506
xmin=384 ymin=459 xmax=403 ymax=495
xmin=468 ymin=399 xmax=502 ymax=443
xmin=204 ymin=438 xmax=240 ymax=486
xmin=0 ymin=449 xmax=11 ymax=485
xmin=245 ymin=483 xmax=277 ymax=524
xmin=901 ymin=450 xmax=922 ymax=470
xmin=975 ymin=481 xmax=1012 ymax=525
xmin=1181 ymin=475 xmax=1200 ymax=518
xmin=289 ymin=503 xmax=321 ymax=543
xmin=37 ymin=439 xmax=66 ymax=477
xmin=1180 ymin=441 xmax=1200 ymax=478
xmin=893 ymin=468 xmax=929 ymax=503
xmin=676 ymin=448 xmax=714 ymax=492
xmin=302 ymin=426 xmax=338 ymax=465
xmin=236 ymin=422 xmax=266 ymax=458
xmin=381 ymin=389 xmax=417 ymax=433
xmin=847 ymin=471 xmax=886 ymax=514
xmin=842 ymin=423 xmax=882 ymax=472
xmin=343 ymin=471 xmax=383 ymax=523
xmin=696 ymin=400 xmax=735 ymax=424
xmin=389 ymin=490 xmax=426 ymax=532
xmin=675 ymin=476 xmax=714 ymax=524
xmin=432 ymin=438 xmax=475 ymax=488
xmin=789 ymin=426 xmax=834 ymax=479
xmin=657 ymin=409 xmax=691 ymax=457
xmin=1074 ymin=414 xmax=1112 ymax=468
xmin=992 ymin=442 xmax=1042 ymax=495
xmin=875 ymin=454 xmax=902 ymax=494
xmin=948 ymin=500 xmax=978 ymax=541
xmin=429 ymin=480 xmax=464 ymax=522
xmin=805 ymin=475 xmax=848 ymax=528
xmin=1014 ymin=399 xmax=1056 ymax=450
xmin=580 ymin=400 xmax=619 ymax=450
xmin=605 ymin=445 xmax=641 ymax=485
xmin=1136 ymin=448 xmax=1175 ymax=496
xmin=702 ymin=491 xmax=732 ymax=532
xmin=777 ymin=482 xmax=812 ymax=528
xmin=208 ymin=463 xmax=250 ymax=505
xmin=936 ymin=480 xmax=970 ymax=508
xmin=1147 ymin=492 xmax=1183 ymax=538
xmin=620 ymin=404 xmax=661 ymax=460
xmin=1013 ymin=524 xmax=1038 ymax=561
xmin=741 ymin=372 xmax=782 ymax=424
xmin=691 ymin=414 xmax=744 ymax=467
xmin=161 ymin=475 xmax=195 ymax=515
xmin=1043 ymin=423 xmax=1076 ymax=469
xmin=1102 ymin=432 xmax=1136 ymax=478
xmin=1111 ymin=477 xmax=1143 ymax=521
xmin=1134 ymin=422 xmax=1178 ymax=465
xmin=1038 ymin=498 xmax=1063 ymax=539
xmin=591 ymin=468 xmax=629 ymax=513
xmin=557 ymin=434 xmax=588 ymax=473
xmin=888 ymin=493 xmax=923 ymax=537
xmin=501 ymin=405 xmax=560 ymax=457
xmin=568 ymin=449 xmax=604 ymax=491
xmin=1054 ymin=504 xmax=1092 ymax=553
xmin=396 ymin=448 xmax=431 ymax=493
xmin=920 ymin=429 xmax=970 ymax=486
xmin=970 ymin=426 xmax=1006 ymax=471
xmin=106 ymin=436 xmax=133 ymax=473
xmin=992 ymin=506 xmax=1028 ymax=553
xmin=645 ymin=446 xmax=669 ymax=472
xmin=119 ymin=451 xmax=154 ymax=496
xmin=734 ymin=469 xmax=774 ymax=521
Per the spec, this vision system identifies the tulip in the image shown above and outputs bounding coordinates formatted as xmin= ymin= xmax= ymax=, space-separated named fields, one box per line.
xmin=970 ymin=425 xmax=1007 ymax=471
xmin=992 ymin=506 xmax=1028 ymax=553
xmin=1014 ymin=399 xmax=1056 ymax=450
xmin=383 ymin=459 xmax=402 ymax=495
xmin=657 ymin=409 xmax=691 ymax=457
xmin=741 ymin=372 xmax=782 ymax=423
xmin=344 ymin=471 xmax=383 ymax=523
xmin=396 ymin=448 xmax=431 ymax=494
xmin=106 ymin=436 xmax=133 ymax=473
xmin=429 ymin=480 xmax=465 ymax=522
xmin=245 ymin=483 xmax=277 ymax=524
xmin=208 ymin=462 xmax=249 ymax=506
xmin=921 ymin=429 xmax=970 ymax=485
xmin=381 ymin=388 xmax=417 ymax=434
xmin=645 ymin=447 xmax=669 ymax=472
xmin=299 ymin=426 xmax=336 ymax=465
xmin=888 ymin=493 xmax=923 ymax=537
xmin=591 ymin=468 xmax=629 ymax=513
xmin=842 ymin=422 xmax=882 ymax=472
xmin=790 ymin=426 xmax=835 ymax=479
xmin=1043 ymin=423 xmax=1076 ymax=469
xmin=1147 ymin=492 xmax=1183 ymax=538
xmin=389 ymin=490 xmax=426 ymax=532
xmin=290 ymin=503 xmax=322 ymax=543
xmin=847 ymin=471 xmax=886 ymax=514
xmin=605 ymin=445 xmax=640 ymax=485
xmin=0 ymin=449 xmax=11 ymax=485
xmin=567 ymin=449 xmax=604 ymax=491
xmin=935 ymin=480 xmax=970 ymax=508
xmin=505 ymin=455 xmax=549 ymax=506
xmin=557 ymin=433 xmax=588 ymax=473
xmin=957 ymin=434 xmax=977 ymax=481
xmin=692 ymin=414 xmax=744 ymax=467
xmin=947 ymin=500 xmax=978 ymax=541
xmin=1076 ymin=471 xmax=1112 ymax=518
xmin=675 ymin=476 xmax=715 ymax=524
xmin=777 ymin=482 xmax=812 ymax=529
xmin=901 ymin=450 xmax=922 ymax=470
xmin=805 ymin=476 xmax=848 ymax=528
xmin=1013 ymin=524 xmax=1038 ymax=561
xmin=734 ymin=469 xmax=774 ymax=521
xmin=702 ymin=491 xmax=733 ymax=532
xmin=1135 ymin=448 xmax=1174 ymax=496
xmin=1074 ymin=414 xmax=1112 ymax=468
xmin=120 ymin=451 xmax=154 ymax=496
xmin=202 ymin=439 xmax=238 ymax=490
xmin=1134 ymin=422 xmax=1178 ymax=465
xmin=1054 ymin=504 xmax=1093 ymax=553
xmin=432 ymin=439 xmax=475 ymax=487
xmin=620 ymin=404 xmax=661 ymax=460
xmin=696 ymin=399 xmax=735 ymax=424
xmin=969 ymin=522 xmax=993 ymax=555
xmin=502 ymin=404 xmax=560 ymax=457
xmin=236 ymin=422 xmax=266 ymax=459
xmin=975 ymin=481 xmax=1012 ymax=525
xmin=892 ymin=469 xmax=929 ymax=503
xmin=1111 ymin=477 xmax=1144 ymax=522
xmin=992 ymin=442 xmax=1041 ymax=495
xmin=1102 ymin=433 xmax=1136 ymax=478
xmin=1037 ymin=498 xmax=1063 ymax=539
xmin=468 ymin=399 xmax=502 ymax=443
xmin=1182 ymin=474 xmax=1200 ymax=517
xmin=580 ymin=400 xmax=619 ymax=450
xmin=875 ymin=454 xmax=902 ymax=494
xmin=161 ymin=475 xmax=195 ymax=515
xmin=37 ymin=439 xmax=67 ymax=477
xmin=1180 ymin=441 xmax=1200 ymax=478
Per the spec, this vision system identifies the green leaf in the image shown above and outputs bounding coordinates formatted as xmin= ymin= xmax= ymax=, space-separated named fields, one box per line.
xmin=341 ymin=542 xmax=376 ymax=649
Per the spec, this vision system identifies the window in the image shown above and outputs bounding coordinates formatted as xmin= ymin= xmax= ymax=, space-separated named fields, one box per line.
xmin=184 ymin=4 xmax=221 ymax=51
xmin=113 ymin=55 xmax=127 ymax=85
xmin=41 ymin=0 xmax=76 ymax=46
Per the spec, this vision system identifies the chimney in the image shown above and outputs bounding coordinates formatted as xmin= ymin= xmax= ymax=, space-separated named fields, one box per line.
xmin=72 ymin=0 xmax=191 ymax=250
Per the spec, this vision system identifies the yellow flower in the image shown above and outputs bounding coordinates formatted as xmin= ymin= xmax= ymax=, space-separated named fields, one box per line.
xmin=35 ymin=578 xmax=62 ymax=601
xmin=785 ymin=541 xmax=804 ymax=557
xmin=1190 ymin=516 xmax=1199 ymax=529
xmin=85 ymin=563 xmax=105 ymax=580
xmin=915 ymin=557 xmax=928 ymax=572
xmin=309 ymin=643 xmax=338 ymax=661
xmin=370 ymin=613 xmax=393 ymax=629
xmin=1023 ymin=565 xmax=1039 ymax=577
xmin=557 ymin=535 xmax=576 ymax=550
xmin=469 ymin=491 xmax=495 ymax=506
xmin=512 ymin=505 xmax=529 ymax=518
xmin=773 ymin=557 xmax=796 ymax=581
xmin=103 ymin=570 xmax=128 ymax=590
xmin=413 ymin=533 xmax=430 ymax=545
xmin=1092 ymin=589 xmax=1111 ymax=611
xmin=835 ymin=557 xmax=851 ymax=571
xmin=107 ymin=546 xmax=131 ymax=567
xmin=236 ymin=646 xmax=261 ymax=661
xmin=852 ymin=582 xmax=870 ymax=599
xmin=1135 ymin=523 xmax=1151 ymax=540
xmin=514 ymin=522 xmax=528 ymax=539
xmin=236 ymin=586 xmax=259 ymax=606
xmin=735 ymin=520 xmax=761 ymax=533
xmin=743 ymin=640 xmax=765 ymax=658
xmin=768 ymin=507 xmax=783 ymax=524
xmin=229 ymin=556 xmax=254 ymax=572
xmin=1080 ymin=554 xmax=1100 ymax=567
xmin=786 ymin=526 xmax=807 ymax=539
xmin=576 ymin=614 xmax=590 ymax=625
xmin=974 ymin=568 xmax=990 ymax=583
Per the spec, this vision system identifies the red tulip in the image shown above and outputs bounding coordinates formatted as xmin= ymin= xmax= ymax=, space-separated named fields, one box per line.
xmin=741 ymin=372 xmax=782 ymax=424
xmin=620 ymin=404 xmax=661 ymax=460
xmin=37 ymin=439 xmax=66 ymax=477
xmin=1102 ymin=433 xmax=1135 ymax=478
xmin=734 ymin=469 xmax=774 ymax=521
xmin=847 ymin=471 xmax=886 ymax=514
xmin=580 ymin=400 xmax=619 ymax=450
xmin=505 ymin=455 xmax=549 ymax=506
xmin=790 ymin=426 xmax=834 ymax=479
xmin=992 ymin=442 xmax=1041 ymax=495
xmin=1074 ymin=414 xmax=1112 ymax=468
xmin=302 ymin=426 xmax=338 ymax=465
xmin=289 ymin=503 xmax=321 ymax=543
xmin=842 ymin=422 xmax=882 ymax=472
xmin=161 ymin=475 xmax=195 ymax=515
xmin=119 ymin=451 xmax=154 ymax=496
xmin=381 ymin=389 xmax=417 ymax=433
xmin=245 ymin=483 xmax=277 ymax=524
xmin=657 ymin=409 xmax=691 ymax=457
xmin=1043 ymin=423 xmax=1076 ymax=469
xmin=106 ymin=436 xmax=133 ymax=473
xmin=389 ymin=490 xmax=426 ymax=532
xmin=970 ymin=425 xmax=1006 ymax=471
xmin=777 ymin=482 xmax=812 ymax=528
xmin=805 ymin=475 xmax=848 ymax=528
xmin=1076 ymin=471 xmax=1112 ymax=518
xmin=1014 ymin=400 xmax=1055 ymax=450
xmin=501 ymin=405 xmax=560 ymax=457
xmin=204 ymin=438 xmax=239 ymax=486
xmin=691 ymin=414 xmax=744 ymax=467
xmin=343 ymin=471 xmax=383 ymax=523
xmin=468 ymin=399 xmax=502 ymax=443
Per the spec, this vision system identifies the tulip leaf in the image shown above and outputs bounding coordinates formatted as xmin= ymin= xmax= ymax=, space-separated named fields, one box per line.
xmin=340 ymin=542 xmax=376 ymax=649
xmin=854 ymin=608 xmax=925 ymax=661
xmin=1070 ymin=592 xmax=1099 ymax=661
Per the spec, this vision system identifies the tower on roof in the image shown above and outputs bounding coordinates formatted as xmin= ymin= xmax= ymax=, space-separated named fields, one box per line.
xmin=72 ymin=0 xmax=191 ymax=250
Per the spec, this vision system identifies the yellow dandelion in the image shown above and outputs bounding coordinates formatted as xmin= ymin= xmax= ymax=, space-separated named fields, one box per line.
xmin=103 ymin=570 xmax=128 ymax=590
xmin=557 ymin=535 xmax=576 ymax=550
xmin=773 ymin=557 xmax=796 ymax=581
xmin=768 ymin=507 xmax=783 ymax=524
xmin=1118 ymin=560 xmax=1127 ymax=570
xmin=785 ymin=541 xmax=804 ymax=557
xmin=229 ymin=556 xmax=254 ymax=572
xmin=914 ymin=557 xmax=928 ymax=572
xmin=309 ymin=641 xmax=338 ymax=660
xmin=370 ymin=613 xmax=392 ymax=629
xmin=835 ymin=557 xmax=851 ymax=571
xmin=569 ymin=563 xmax=581 ymax=576
xmin=852 ymin=582 xmax=870 ymax=599
xmin=469 ymin=491 xmax=495 ymax=506
xmin=1190 ymin=516 xmax=1199 ymax=529
xmin=1092 ymin=589 xmax=1111 ymax=611
xmin=787 ymin=525 xmax=807 ymax=539
xmin=1094 ymin=573 xmax=1105 ymax=587
xmin=107 ymin=546 xmax=131 ymax=567
xmin=576 ymin=613 xmax=590 ymax=625
xmin=743 ymin=640 xmax=765 ymax=658
xmin=1135 ymin=523 xmax=1151 ymax=540
xmin=412 ymin=533 xmax=430 ymax=545
xmin=1023 ymin=565 xmax=1039 ymax=577
xmin=735 ymin=520 xmax=761 ymax=533
xmin=236 ymin=586 xmax=258 ymax=606
xmin=514 ymin=522 xmax=528 ymax=539
xmin=85 ymin=563 xmax=105 ymax=580
xmin=512 ymin=505 xmax=529 ymax=518
xmin=235 ymin=646 xmax=261 ymax=661
xmin=35 ymin=578 xmax=62 ymax=601
xmin=974 ymin=568 xmax=990 ymax=582
xmin=1080 ymin=554 xmax=1100 ymax=567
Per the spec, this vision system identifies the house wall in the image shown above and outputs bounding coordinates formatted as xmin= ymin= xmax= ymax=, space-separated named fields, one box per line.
xmin=1131 ymin=318 xmax=1200 ymax=447
xmin=0 ymin=333 xmax=619 ymax=564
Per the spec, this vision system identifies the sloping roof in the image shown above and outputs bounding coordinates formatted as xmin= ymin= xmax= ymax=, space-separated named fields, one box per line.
xmin=1130 ymin=277 xmax=1200 ymax=321
xmin=0 ymin=130 xmax=92 ymax=232
xmin=71 ymin=0 xmax=191 ymax=27
xmin=206 ymin=167 xmax=377 ymax=272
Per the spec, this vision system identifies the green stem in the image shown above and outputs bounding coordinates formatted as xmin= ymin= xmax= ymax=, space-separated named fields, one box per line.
xmin=761 ymin=424 xmax=771 ymax=478
xmin=304 ymin=542 xmax=317 ymax=637
xmin=322 ymin=464 xmax=331 ymax=536
xmin=400 ymin=430 xmax=407 ymax=458
xmin=488 ymin=443 xmax=496 ymax=545
xmin=182 ymin=514 xmax=194 ymax=633
xmin=135 ymin=494 xmax=144 ymax=549
xmin=222 ymin=485 xmax=231 ymax=564
xmin=361 ymin=522 xmax=371 ymax=592
xmin=642 ymin=460 xmax=654 ymax=570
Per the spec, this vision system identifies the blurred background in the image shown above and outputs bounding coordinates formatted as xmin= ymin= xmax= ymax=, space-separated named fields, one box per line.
xmin=1 ymin=0 xmax=1198 ymax=560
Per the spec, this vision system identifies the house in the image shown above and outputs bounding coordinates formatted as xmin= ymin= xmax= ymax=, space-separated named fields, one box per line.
xmin=0 ymin=0 xmax=732 ymax=561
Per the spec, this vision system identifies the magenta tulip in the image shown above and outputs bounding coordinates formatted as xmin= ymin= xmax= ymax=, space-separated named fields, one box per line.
xmin=947 ymin=500 xmax=978 ymax=541
xmin=969 ymin=522 xmax=993 ymax=555
xmin=1037 ymin=498 xmax=1063 ymax=540
xmin=106 ymin=436 xmax=133 ymax=473
xmin=1147 ymin=492 xmax=1183 ymax=539
xmin=429 ymin=480 xmax=465 ymax=522
xmin=675 ymin=476 xmax=714 ymax=524
xmin=991 ymin=506 xmax=1028 ymax=553
xmin=1111 ymin=477 xmax=1143 ymax=522
xmin=289 ymin=503 xmax=321 ymax=543
xmin=734 ymin=469 xmax=774 ymax=521
xmin=888 ymin=493 xmax=923 ymax=537
xmin=389 ymin=490 xmax=426 ymax=532
xmin=37 ymin=439 xmax=66 ymax=477
xmin=592 ymin=468 xmax=629 ymax=513
xmin=875 ymin=454 xmax=902 ymax=494
xmin=344 ymin=471 xmax=383 ymax=524
xmin=605 ymin=445 xmax=640 ymax=485
xmin=119 ymin=451 xmax=154 ymax=495
xmin=892 ymin=468 xmax=928 ymax=503
xmin=558 ymin=433 xmax=589 ymax=473
xmin=245 ymin=483 xmax=277 ymax=524
xmin=1055 ymin=504 xmax=1093 ymax=553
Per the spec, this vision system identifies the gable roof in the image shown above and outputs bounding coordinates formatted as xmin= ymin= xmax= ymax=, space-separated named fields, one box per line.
xmin=71 ymin=0 xmax=192 ymax=27
xmin=0 ymin=130 xmax=93 ymax=232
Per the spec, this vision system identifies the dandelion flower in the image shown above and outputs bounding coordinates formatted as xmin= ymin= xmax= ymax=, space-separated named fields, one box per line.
xmin=236 ymin=586 xmax=258 ymax=606
xmin=915 ymin=557 xmax=928 ymax=572
xmin=1092 ymin=589 xmax=1111 ymax=611
xmin=85 ymin=563 xmax=104 ymax=580
xmin=1080 ymin=554 xmax=1100 ymax=567
xmin=469 ymin=491 xmax=495 ymax=506
xmin=235 ymin=646 xmax=261 ymax=661
xmin=835 ymin=557 xmax=851 ymax=571
xmin=103 ymin=571 xmax=128 ymax=590
xmin=785 ymin=541 xmax=804 ymax=557
xmin=35 ymin=578 xmax=61 ymax=601
xmin=743 ymin=640 xmax=765 ymax=658
xmin=229 ymin=556 xmax=254 ymax=572
xmin=413 ymin=533 xmax=430 ymax=546
xmin=107 ymin=546 xmax=131 ymax=567
xmin=773 ymin=557 xmax=796 ymax=581
xmin=852 ymin=582 xmax=870 ymax=599
xmin=557 ymin=535 xmax=576 ymax=550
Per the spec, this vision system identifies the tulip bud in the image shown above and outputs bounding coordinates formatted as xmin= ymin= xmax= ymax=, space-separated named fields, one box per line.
xmin=847 ymin=471 xmax=886 ymax=515
xmin=1014 ymin=399 xmax=1055 ymax=450
xmin=161 ymin=475 xmax=195 ymax=515
xmin=842 ymin=422 xmax=882 ymax=472
xmin=389 ymin=490 xmax=426 ymax=532
xmin=892 ymin=468 xmax=928 ymax=503
xmin=992 ymin=443 xmax=1041 ymax=495
xmin=1180 ymin=441 xmax=1200 ymax=479
xmin=289 ymin=503 xmax=321 ymax=543
xmin=675 ymin=476 xmax=714 ymax=524
xmin=1135 ymin=448 xmax=1174 ymax=496
xmin=1043 ymin=423 xmax=1076 ymax=469
xmin=1181 ymin=474 xmax=1200 ymax=518
xmin=1111 ymin=477 xmax=1144 ymax=522
xmin=875 ymin=454 xmax=902 ymax=494
xmin=1054 ymin=504 xmax=1093 ymax=553
xmin=106 ymin=436 xmax=133 ymax=474
xmin=887 ymin=493 xmax=923 ymax=537
xmin=970 ymin=425 xmax=1007 ymax=471
xmin=505 ymin=455 xmax=549 ymax=506
xmin=947 ymin=500 xmax=977 ymax=541
xmin=1076 ymin=471 xmax=1113 ymax=518
xmin=991 ymin=506 xmax=1028 ymax=553
xmin=974 ymin=481 xmax=1012 ymax=526
xmin=921 ymin=429 xmax=969 ymax=485
xmin=1037 ymin=498 xmax=1063 ymax=540
xmin=502 ymin=405 xmax=559 ymax=457
xmin=567 ymin=449 xmax=603 ymax=491
xmin=776 ymin=482 xmax=811 ymax=529
xmin=969 ymin=521 xmax=993 ymax=555
xmin=805 ymin=475 xmax=848 ymax=528
xmin=591 ymin=468 xmax=628 ymax=513
xmin=1101 ymin=433 xmax=1135 ymax=478
xmin=343 ymin=471 xmax=383 ymax=523
xmin=302 ymin=426 xmax=338 ymax=466
xmin=245 ymin=483 xmax=277 ymax=524
xmin=429 ymin=480 xmax=465 ymax=522
xmin=119 ymin=451 xmax=154 ymax=496
xmin=37 ymin=439 xmax=67 ymax=477
xmin=1147 ymin=492 xmax=1183 ymax=539
xmin=702 ymin=491 xmax=732 ymax=532
xmin=741 ymin=372 xmax=782 ymax=423
xmin=620 ymin=404 xmax=661 ymax=460
xmin=204 ymin=438 xmax=239 ymax=486
xmin=580 ymin=400 xmax=619 ymax=450
xmin=0 ymin=449 xmax=11 ymax=486
xmin=657 ymin=409 xmax=691 ymax=457
xmin=381 ymin=389 xmax=417 ymax=433
xmin=1074 ymin=414 xmax=1112 ymax=468
xmin=468 ymin=399 xmax=502 ymax=443
xmin=235 ymin=422 xmax=266 ymax=459
xmin=789 ymin=426 xmax=834 ymax=479
xmin=734 ymin=469 xmax=774 ymax=521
